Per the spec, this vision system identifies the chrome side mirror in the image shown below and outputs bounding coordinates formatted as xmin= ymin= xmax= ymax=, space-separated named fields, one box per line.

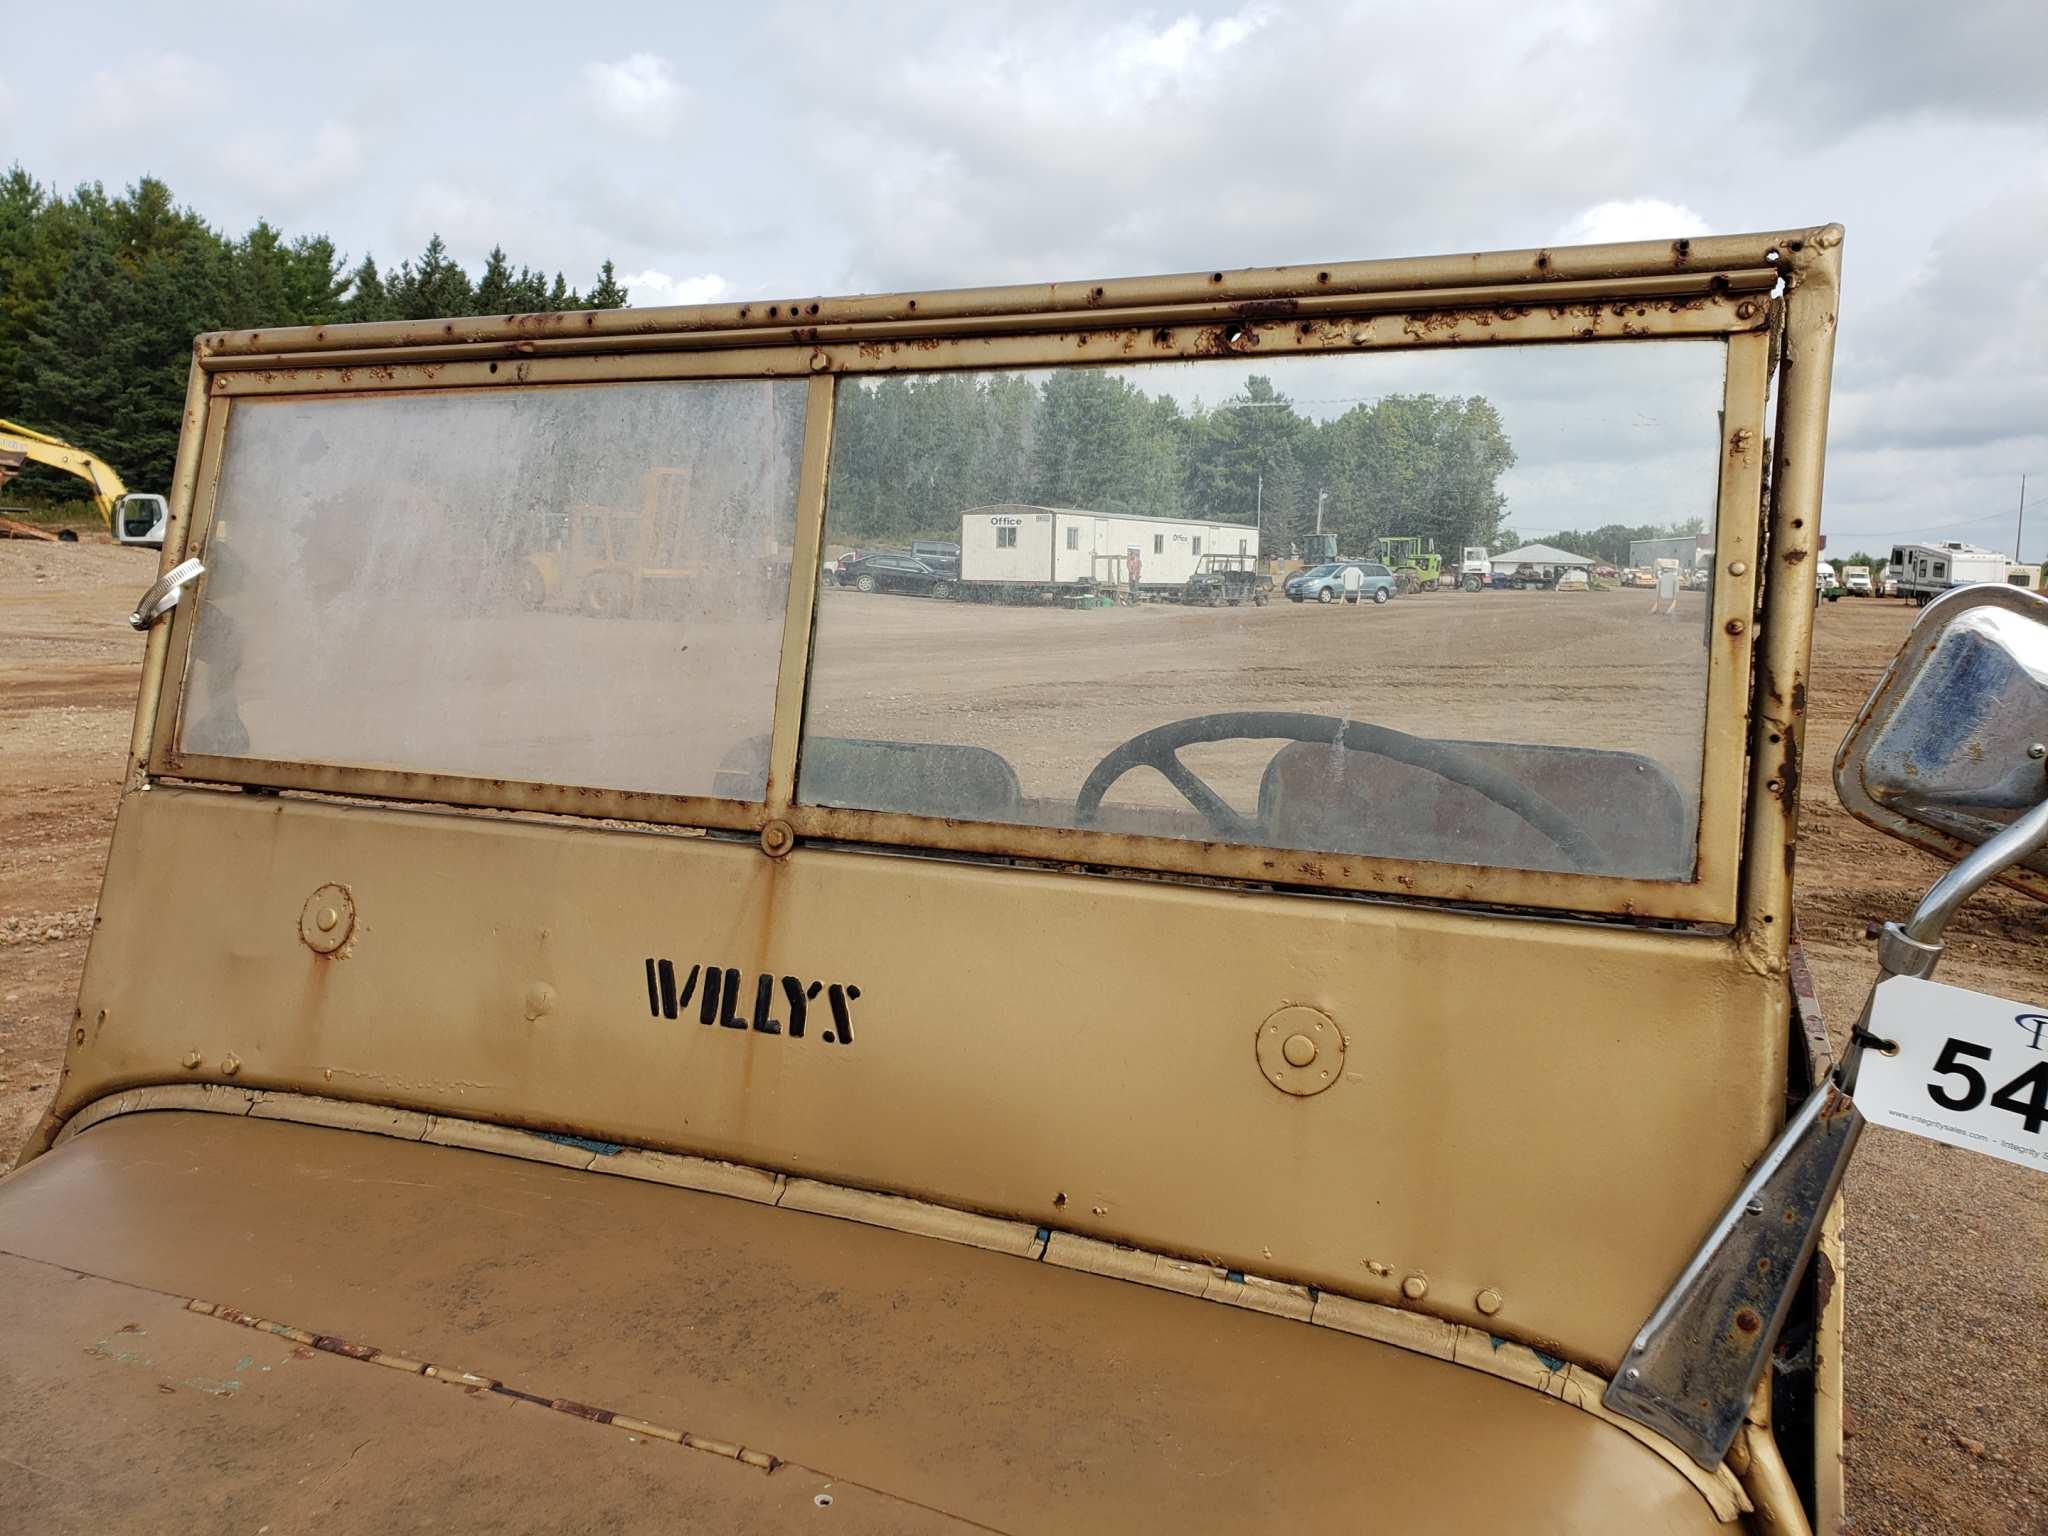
xmin=112 ymin=493 xmax=168 ymax=548
xmin=1608 ymin=587 xmax=2048 ymax=1468
xmin=1836 ymin=584 xmax=2048 ymax=898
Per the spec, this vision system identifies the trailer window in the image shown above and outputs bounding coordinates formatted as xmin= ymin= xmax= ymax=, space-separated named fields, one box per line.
xmin=1066 ymin=527 xmax=1080 ymax=551
xmin=998 ymin=525 xmax=1018 ymax=549
xmin=803 ymin=345 xmax=1727 ymax=883
xmin=179 ymin=379 xmax=805 ymax=799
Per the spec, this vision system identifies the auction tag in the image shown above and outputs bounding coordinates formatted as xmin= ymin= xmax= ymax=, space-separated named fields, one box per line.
xmin=1854 ymin=977 xmax=2048 ymax=1174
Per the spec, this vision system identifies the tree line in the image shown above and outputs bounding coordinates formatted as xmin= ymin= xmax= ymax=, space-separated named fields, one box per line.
xmin=828 ymin=370 xmax=1518 ymax=558
xmin=0 ymin=167 xmax=627 ymax=495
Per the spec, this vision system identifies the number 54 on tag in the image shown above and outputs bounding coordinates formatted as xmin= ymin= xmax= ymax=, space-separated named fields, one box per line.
xmin=1855 ymin=976 xmax=2048 ymax=1174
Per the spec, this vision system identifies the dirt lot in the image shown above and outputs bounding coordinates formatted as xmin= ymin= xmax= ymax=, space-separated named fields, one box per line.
xmin=1 ymin=541 xmax=2042 ymax=1532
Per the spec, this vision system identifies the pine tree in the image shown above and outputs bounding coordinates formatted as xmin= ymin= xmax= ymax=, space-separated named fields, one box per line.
xmin=341 ymin=255 xmax=391 ymax=322
xmin=587 ymin=259 xmax=628 ymax=309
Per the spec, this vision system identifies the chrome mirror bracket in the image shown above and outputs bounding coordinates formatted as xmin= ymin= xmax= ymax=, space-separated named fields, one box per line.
xmin=1606 ymin=799 xmax=2048 ymax=1467
xmin=130 ymin=558 xmax=205 ymax=631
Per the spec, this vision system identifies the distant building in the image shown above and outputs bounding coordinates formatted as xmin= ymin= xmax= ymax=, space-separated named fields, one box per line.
xmin=1628 ymin=533 xmax=1712 ymax=571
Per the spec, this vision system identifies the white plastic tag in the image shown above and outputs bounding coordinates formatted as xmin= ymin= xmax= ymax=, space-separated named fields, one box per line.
xmin=1854 ymin=977 xmax=2048 ymax=1175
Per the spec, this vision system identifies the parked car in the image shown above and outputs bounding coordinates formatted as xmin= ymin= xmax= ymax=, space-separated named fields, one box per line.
xmin=911 ymin=539 xmax=963 ymax=564
xmin=1843 ymin=566 xmax=1872 ymax=596
xmin=1554 ymin=568 xmax=1589 ymax=591
xmin=837 ymin=552 xmax=957 ymax=597
xmin=1287 ymin=561 xmax=1396 ymax=604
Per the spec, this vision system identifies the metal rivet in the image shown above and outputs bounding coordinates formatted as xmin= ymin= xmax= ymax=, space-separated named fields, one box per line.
xmin=1725 ymin=619 xmax=1745 ymax=635
xmin=182 ymin=1051 xmax=203 ymax=1069
xmin=1401 ymin=1274 xmax=1428 ymax=1300
xmin=221 ymin=1054 xmax=241 ymax=1076
xmin=1625 ymin=1367 xmax=1641 ymax=1382
xmin=1745 ymin=1197 xmax=1764 ymax=1217
xmin=1476 ymin=1287 xmax=1503 ymax=1316
xmin=1727 ymin=560 xmax=1747 ymax=576
xmin=315 ymin=906 xmax=339 ymax=932
xmin=1281 ymin=1033 xmax=1317 ymax=1068
xmin=2029 ymin=743 xmax=2046 ymax=761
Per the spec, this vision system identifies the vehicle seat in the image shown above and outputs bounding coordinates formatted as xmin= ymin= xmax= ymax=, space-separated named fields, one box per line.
xmin=714 ymin=735 xmax=1023 ymax=820
xmin=1257 ymin=737 xmax=1692 ymax=879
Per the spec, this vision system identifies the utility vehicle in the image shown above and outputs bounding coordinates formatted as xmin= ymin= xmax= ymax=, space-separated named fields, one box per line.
xmin=11 ymin=223 xmax=2040 ymax=1536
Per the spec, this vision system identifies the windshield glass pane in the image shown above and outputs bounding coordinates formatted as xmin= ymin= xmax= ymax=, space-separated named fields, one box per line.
xmin=797 ymin=343 xmax=1726 ymax=882
xmin=181 ymin=379 xmax=805 ymax=798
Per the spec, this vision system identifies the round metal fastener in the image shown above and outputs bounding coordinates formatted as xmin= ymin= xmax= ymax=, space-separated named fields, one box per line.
xmin=1476 ymin=1287 xmax=1503 ymax=1316
xmin=809 ymin=350 xmax=830 ymax=372
xmin=1401 ymin=1273 xmax=1429 ymax=1300
xmin=1256 ymin=1005 xmax=1344 ymax=1097
xmin=1727 ymin=560 xmax=1748 ymax=576
xmin=221 ymin=1054 xmax=241 ymax=1076
xmin=181 ymin=1051 xmax=202 ymax=1070
xmin=761 ymin=820 xmax=796 ymax=858
xmin=2029 ymin=742 xmax=2046 ymax=761
xmin=299 ymin=883 xmax=355 ymax=954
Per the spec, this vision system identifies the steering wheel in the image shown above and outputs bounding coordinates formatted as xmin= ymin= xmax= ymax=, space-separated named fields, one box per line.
xmin=1075 ymin=710 xmax=1611 ymax=872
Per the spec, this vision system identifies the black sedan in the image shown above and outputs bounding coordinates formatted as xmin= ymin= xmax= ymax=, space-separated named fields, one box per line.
xmin=835 ymin=552 xmax=958 ymax=598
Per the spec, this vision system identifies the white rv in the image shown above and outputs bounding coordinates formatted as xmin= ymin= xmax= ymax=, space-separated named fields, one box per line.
xmin=957 ymin=505 xmax=1259 ymax=596
xmin=1888 ymin=540 xmax=2010 ymax=606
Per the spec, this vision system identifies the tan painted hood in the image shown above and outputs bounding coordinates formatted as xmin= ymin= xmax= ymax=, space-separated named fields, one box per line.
xmin=0 ymin=1110 xmax=1726 ymax=1533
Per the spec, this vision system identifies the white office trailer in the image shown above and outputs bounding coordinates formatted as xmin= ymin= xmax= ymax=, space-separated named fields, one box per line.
xmin=958 ymin=505 xmax=1259 ymax=595
xmin=1888 ymin=540 xmax=2011 ymax=605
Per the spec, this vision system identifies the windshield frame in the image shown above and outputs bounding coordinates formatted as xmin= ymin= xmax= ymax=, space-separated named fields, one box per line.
xmin=143 ymin=233 xmax=1826 ymax=925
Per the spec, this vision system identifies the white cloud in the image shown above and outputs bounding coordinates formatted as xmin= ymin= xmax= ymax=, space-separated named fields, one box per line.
xmin=219 ymin=122 xmax=365 ymax=215
xmin=1556 ymin=199 xmax=1709 ymax=247
xmin=580 ymin=53 xmax=685 ymax=138
xmin=619 ymin=269 xmax=729 ymax=307
xmin=84 ymin=51 xmax=222 ymax=135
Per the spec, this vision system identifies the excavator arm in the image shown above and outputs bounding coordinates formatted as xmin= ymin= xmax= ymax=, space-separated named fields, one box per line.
xmin=0 ymin=418 xmax=128 ymax=527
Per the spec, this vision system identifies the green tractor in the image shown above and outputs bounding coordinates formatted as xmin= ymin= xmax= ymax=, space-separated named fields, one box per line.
xmin=1375 ymin=535 xmax=1443 ymax=593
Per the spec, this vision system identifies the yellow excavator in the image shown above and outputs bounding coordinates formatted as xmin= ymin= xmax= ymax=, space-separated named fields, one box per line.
xmin=0 ymin=418 xmax=165 ymax=546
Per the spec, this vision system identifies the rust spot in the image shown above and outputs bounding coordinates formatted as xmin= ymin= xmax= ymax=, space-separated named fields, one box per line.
xmin=1782 ymin=547 xmax=1808 ymax=565
xmin=313 ymin=1335 xmax=377 ymax=1361
xmin=1734 ymin=1308 xmax=1761 ymax=1336
xmin=1088 ymin=286 xmax=1106 ymax=305
xmin=551 ymin=1398 xmax=614 ymax=1424
xmin=1813 ymin=1246 xmax=1837 ymax=1314
xmin=1672 ymin=238 xmax=1692 ymax=264
xmin=1233 ymin=298 xmax=1299 ymax=321
xmin=1533 ymin=251 xmax=1551 ymax=272
xmin=1153 ymin=327 xmax=1173 ymax=346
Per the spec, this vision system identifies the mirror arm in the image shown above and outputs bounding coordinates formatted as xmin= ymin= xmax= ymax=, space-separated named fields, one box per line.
xmin=1607 ymin=793 xmax=2048 ymax=1468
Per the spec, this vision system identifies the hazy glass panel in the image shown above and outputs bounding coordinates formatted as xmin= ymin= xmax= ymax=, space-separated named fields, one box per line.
xmin=182 ymin=380 xmax=804 ymax=798
xmin=799 ymin=343 xmax=1726 ymax=881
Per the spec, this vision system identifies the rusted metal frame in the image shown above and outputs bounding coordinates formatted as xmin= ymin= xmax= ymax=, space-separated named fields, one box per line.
xmin=775 ymin=806 xmax=1735 ymax=923
xmin=205 ymin=295 xmax=1766 ymax=399
xmin=150 ymin=753 xmax=768 ymax=833
xmin=193 ymin=229 xmax=1824 ymax=359
xmin=200 ymin=270 xmax=1779 ymax=374
xmin=126 ymin=355 xmax=214 ymax=781
xmin=1737 ymin=227 xmax=1844 ymax=972
xmin=143 ymin=395 xmax=233 ymax=778
xmin=763 ymin=375 xmax=835 ymax=817
xmin=150 ymin=294 xmax=1775 ymax=923
xmin=1686 ymin=329 xmax=1773 ymax=914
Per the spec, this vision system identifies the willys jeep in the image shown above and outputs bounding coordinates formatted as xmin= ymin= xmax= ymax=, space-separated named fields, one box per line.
xmin=9 ymin=223 xmax=2042 ymax=1534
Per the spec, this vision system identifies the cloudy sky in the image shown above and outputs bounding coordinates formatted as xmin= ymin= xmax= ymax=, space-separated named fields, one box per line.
xmin=4 ymin=0 xmax=2042 ymax=555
